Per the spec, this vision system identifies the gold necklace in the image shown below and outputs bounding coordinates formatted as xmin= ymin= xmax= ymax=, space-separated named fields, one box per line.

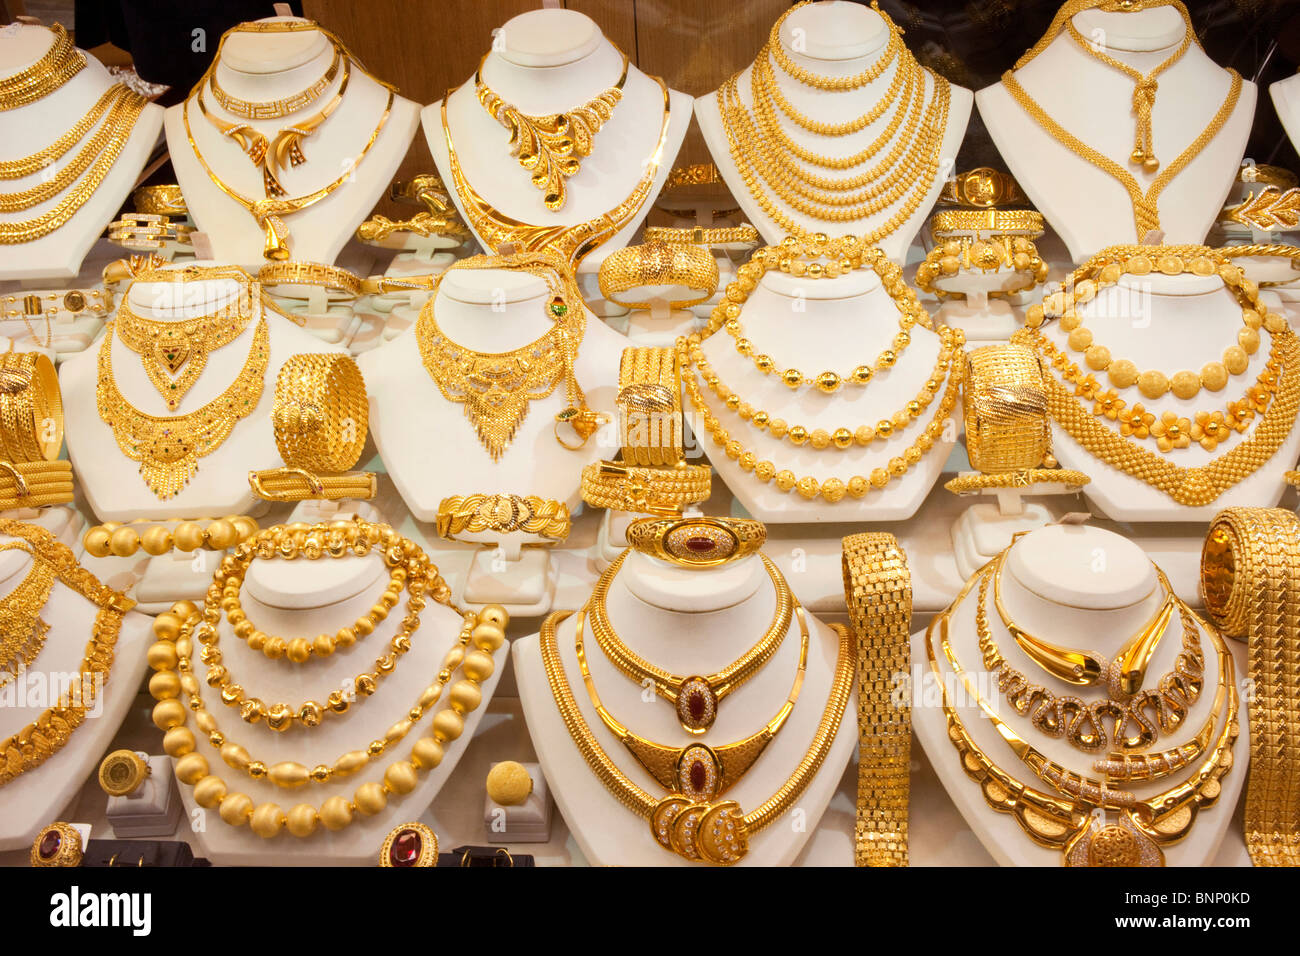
xmin=0 ymin=84 xmax=125 ymax=180
xmin=475 ymin=51 xmax=629 ymax=211
xmin=586 ymin=550 xmax=793 ymax=734
xmin=208 ymin=44 xmax=342 ymax=120
xmin=441 ymin=71 xmax=671 ymax=268
xmin=767 ymin=2 xmax=900 ymax=90
xmin=0 ymin=541 xmax=55 ymax=688
xmin=97 ymin=312 xmax=270 ymax=500
xmin=576 ymin=602 xmax=809 ymax=803
xmin=540 ymin=607 xmax=854 ymax=865
xmin=113 ymin=271 xmax=256 ymax=411
xmin=415 ymin=251 xmax=598 ymax=461
xmin=0 ymin=23 xmax=85 ymax=110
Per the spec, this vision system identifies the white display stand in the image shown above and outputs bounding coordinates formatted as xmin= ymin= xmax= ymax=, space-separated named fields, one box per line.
xmin=948 ymin=488 xmax=1085 ymax=583
xmin=695 ymin=1 xmax=973 ymax=261
xmin=104 ymin=755 xmax=183 ymax=838
xmin=1270 ymin=75 xmax=1300 ymax=160
xmin=1038 ymin=273 xmax=1300 ymax=522
xmin=174 ymin=546 xmax=505 ymax=865
xmin=165 ymin=17 xmax=419 ymax=267
xmin=913 ymin=523 xmax=1248 ymax=866
xmin=423 ymin=9 xmax=693 ymax=276
xmin=60 ymin=262 xmax=350 ymax=520
xmin=0 ymin=23 xmax=164 ymax=280
xmin=0 ymin=534 xmax=154 ymax=851
xmin=514 ymin=548 xmax=855 ymax=866
xmin=978 ymin=6 xmax=1255 ymax=261
xmin=697 ymin=267 xmax=960 ymax=522
xmin=483 ymin=760 xmax=552 ymax=844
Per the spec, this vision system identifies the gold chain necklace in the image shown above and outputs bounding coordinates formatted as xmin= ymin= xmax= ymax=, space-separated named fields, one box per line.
xmin=0 ymin=23 xmax=85 ymax=110
xmin=113 ymin=270 xmax=256 ymax=411
xmin=415 ymin=251 xmax=595 ymax=462
xmin=0 ymin=541 xmax=55 ymax=688
xmin=586 ymin=550 xmax=793 ymax=734
xmin=0 ymin=83 xmax=123 ymax=180
xmin=441 ymin=71 xmax=671 ymax=268
xmin=540 ymin=607 xmax=854 ymax=865
xmin=475 ymin=51 xmax=629 ymax=211
xmin=576 ymin=602 xmax=809 ymax=803
xmin=767 ymin=2 xmax=900 ymax=90
xmin=208 ymin=44 xmax=342 ymax=120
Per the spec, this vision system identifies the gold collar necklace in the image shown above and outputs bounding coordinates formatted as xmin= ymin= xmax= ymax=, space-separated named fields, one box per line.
xmin=208 ymin=43 xmax=342 ymax=119
xmin=0 ymin=23 xmax=85 ymax=110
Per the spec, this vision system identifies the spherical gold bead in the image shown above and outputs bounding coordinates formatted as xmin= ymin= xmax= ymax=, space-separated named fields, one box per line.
xmin=449 ymin=679 xmax=482 ymax=715
xmin=148 ymin=670 xmax=181 ymax=701
xmin=146 ymin=641 xmax=179 ymax=672
xmin=173 ymin=521 xmax=206 ymax=552
xmin=353 ymin=781 xmax=388 ymax=816
xmin=109 ymin=527 xmax=140 ymax=558
xmin=286 ymin=804 xmax=319 ymax=838
xmin=286 ymin=638 xmax=312 ymax=664
xmin=1201 ymin=362 xmax=1229 ymax=392
xmin=1108 ymin=359 xmax=1139 ymax=389
xmin=1137 ymin=370 xmax=1169 ymax=400
xmin=194 ymin=775 xmax=229 ymax=810
xmin=83 ymin=527 xmax=112 ymax=558
xmin=151 ymin=699 xmax=186 ymax=730
xmin=205 ymin=519 xmax=239 ymax=550
xmin=1170 ymin=370 xmax=1201 ymax=400
xmin=319 ymin=795 xmax=353 ymax=831
xmin=174 ymin=752 xmax=209 ymax=785
xmin=141 ymin=526 xmax=174 ymax=556
xmin=250 ymin=803 xmax=285 ymax=838
xmin=432 ymin=709 xmax=465 ymax=742
xmin=384 ymin=761 xmax=419 ymax=795
xmin=463 ymin=649 xmax=495 ymax=683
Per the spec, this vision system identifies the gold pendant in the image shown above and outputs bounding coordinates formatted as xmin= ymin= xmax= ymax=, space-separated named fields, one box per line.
xmin=1065 ymin=810 xmax=1165 ymax=867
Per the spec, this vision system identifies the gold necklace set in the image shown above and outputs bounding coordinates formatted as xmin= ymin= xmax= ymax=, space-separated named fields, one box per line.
xmin=717 ymin=1 xmax=951 ymax=242
xmin=0 ymin=541 xmax=56 ymax=689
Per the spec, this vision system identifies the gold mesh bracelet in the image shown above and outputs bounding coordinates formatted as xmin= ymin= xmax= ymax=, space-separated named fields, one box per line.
xmin=842 ymin=532 xmax=912 ymax=867
xmin=272 ymin=353 xmax=368 ymax=473
xmin=1201 ymin=507 xmax=1300 ymax=867
xmin=963 ymin=344 xmax=1052 ymax=473
xmin=0 ymin=351 xmax=63 ymax=464
xmin=618 ymin=346 xmax=684 ymax=468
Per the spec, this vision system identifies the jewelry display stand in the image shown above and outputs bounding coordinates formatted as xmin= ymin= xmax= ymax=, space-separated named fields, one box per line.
xmin=913 ymin=523 xmax=1248 ymax=866
xmin=695 ymin=1 xmax=972 ymax=261
xmin=104 ymin=755 xmax=183 ymax=838
xmin=978 ymin=6 xmax=1254 ymax=260
xmin=948 ymin=487 xmax=1086 ymax=582
xmin=483 ymin=760 xmax=552 ymax=843
xmin=423 ymin=9 xmax=693 ymax=276
xmin=513 ymin=548 xmax=855 ymax=865
xmin=165 ymin=17 xmax=420 ymax=266
xmin=174 ymin=545 xmax=503 ymax=865
xmin=0 ymin=540 xmax=154 ymax=851
xmin=0 ymin=23 xmax=163 ymax=281
xmin=1270 ymin=75 xmax=1300 ymax=162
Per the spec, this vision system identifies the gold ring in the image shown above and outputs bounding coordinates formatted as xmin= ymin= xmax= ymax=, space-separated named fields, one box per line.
xmin=435 ymin=493 xmax=572 ymax=543
xmin=98 ymin=749 xmax=151 ymax=797
xmin=962 ymin=344 xmax=1053 ymax=474
xmin=31 ymin=822 xmax=83 ymax=867
xmin=580 ymin=460 xmax=712 ymax=515
xmin=0 ymin=351 xmax=64 ymax=464
xmin=929 ymin=209 xmax=1045 ymax=239
xmin=598 ymin=241 xmax=719 ymax=310
xmin=272 ymin=353 xmax=369 ymax=473
xmin=937 ymin=167 xmax=1027 ymax=208
xmin=379 ymin=822 xmax=439 ymax=867
xmin=626 ymin=515 xmax=766 ymax=568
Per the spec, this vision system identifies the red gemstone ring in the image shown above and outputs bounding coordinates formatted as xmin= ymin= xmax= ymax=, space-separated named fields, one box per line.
xmin=31 ymin=822 xmax=83 ymax=867
xmin=625 ymin=515 xmax=766 ymax=569
xmin=379 ymin=822 xmax=439 ymax=867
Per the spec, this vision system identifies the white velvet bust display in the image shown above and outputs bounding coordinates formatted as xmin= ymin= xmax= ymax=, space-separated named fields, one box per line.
xmin=60 ymin=263 xmax=349 ymax=520
xmin=0 ymin=535 xmax=154 ymax=850
xmin=165 ymin=17 xmax=419 ymax=266
xmin=0 ymin=23 xmax=164 ymax=280
xmin=696 ymin=268 xmax=959 ymax=522
xmin=1269 ymin=74 xmax=1300 ymax=156
xmin=913 ymin=523 xmax=1247 ymax=866
xmin=978 ymin=6 xmax=1255 ymax=261
xmin=423 ymin=9 xmax=693 ymax=274
xmin=513 ymin=549 xmax=855 ymax=866
xmin=695 ymin=1 xmax=973 ymax=261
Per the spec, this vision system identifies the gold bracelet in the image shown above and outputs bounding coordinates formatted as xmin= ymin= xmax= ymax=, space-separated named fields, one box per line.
xmin=83 ymin=515 xmax=260 ymax=558
xmin=248 ymin=467 xmax=378 ymax=502
xmin=664 ymin=163 xmax=722 ymax=190
xmin=625 ymin=515 xmax=766 ymax=568
xmin=380 ymin=822 xmax=439 ymax=867
xmin=642 ymin=224 xmax=761 ymax=248
xmin=102 ymin=253 xmax=169 ymax=292
xmin=914 ymin=235 xmax=1048 ymax=300
xmin=580 ymin=460 xmax=712 ymax=515
xmin=258 ymin=261 xmax=363 ymax=300
xmin=1285 ymin=470 xmax=1299 ymax=488
xmin=390 ymin=173 xmax=454 ymax=213
xmin=937 ymin=167 xmax=1028 ymax=208
xmin=598 ymin=241 xmax=720 ymax=310
xmin=98 ymin=749 xmax=151 ymax=797
xmin=360 ymin=274 xmax=435 ymax=296
xmin=944 ymin=468 xmax=1092 ymax=495
xmin=618 ymin=346 xmax=684 ymax=467
xmin=962 ymin=343 xmax=1054 ymax=473
xmin=356 ymin=212 xmax=471 ymax=246
xmin=1201 ymin=507 xmax=1300 ymax=867
xmin=0 ymin=459 xmax=74 ymax=508
xmin=435 ymin=494 xmax=571 ymax=543
xmin=0 ymin=351 xmax=63 ymax=464
xmin=272 ymin=353 xmax=369 ymax=473
xmin=30 ymin=822 xmax=83 ymax=867
xmin=929 ymin=209 xmax=1046 ymax=239
xmin=842 ymin=532 xmax=912 ymax=867
xmin=1 ymin=288 xmax=109 ymax=349
xmin=1239 ymin=164 xmax=1298 ymax=190
xmin=1219 ymin=186 xmax=1300 ymax=232
xmin=106 ymin=213 xmax=194 ymax=250
xmin=133 ymin=184 xmax=188 ymax=216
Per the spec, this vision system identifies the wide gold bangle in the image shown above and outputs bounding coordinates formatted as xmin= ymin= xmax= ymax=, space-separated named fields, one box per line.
xmin=618 ymin=346 xmax=684 ymax=467
xmin=0 ymin=351 xmax=63 ymax=464
xmin=625 ymin=515 xmax=766 ymax=568
xmin=258 ymin=261 xmax=363 ymax=300
xmin=914 ymin=235 xmax=1048 ymax=300
xmin=83 ymin=515 xmax=260 ymax=558
xmin=98 ymin=749 xmax=151 ymax=797
xmin=272 ymin=353 xmax=369 ymax=473
xmin=962 ymin=343 xmax=1054 ymax=474
xmin=930 ymin=209 xmax=1045 ymax=239
xmin=944 ymin=468 xmax=1091 ymax=495
xmin=938 ymin=167 xmax=1027 ymax=208
xmin=1239 ymin=164 xmax=1298 ymax=190
xmin=435 ymin=493 xmax=571 ymax=543
xmin=31 ymin=822 xmax=83 ymax=867
xmin=642 ymin=224 xmax=761 ymax=249
xmin=106 ymin=213 xmax=194 ymax=251
xmin=580 ymin=460 xmax=712 ymax=515
xmin=133 ymin=183 xmax=188 ymax=216
xmin=0 ymin=459 xmax=74 ymax=509
xmin=598 ymin=241 xmax=719 ymax=310
xmin=664 ymin=163 xmax=722 ymax=190
xmin=842 ymin=532 xmax=912 ymax=867
xmin=248 ymin=467 xmax=378 ymax=502
xmin=1201 ymin=507 xmax=1300 ymax=867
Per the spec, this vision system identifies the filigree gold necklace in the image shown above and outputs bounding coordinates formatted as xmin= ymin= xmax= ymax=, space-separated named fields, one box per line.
xmin=0 ymin=542 xmax=56 ymax=689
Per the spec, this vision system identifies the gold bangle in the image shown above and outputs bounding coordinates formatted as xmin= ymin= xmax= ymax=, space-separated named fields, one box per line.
xmin=102 ymin=253 xmax=169 ymax=292
xmin=944 ymin=468 xmax=1091 ymax=495
xmin=0 ymin=351 xmax=64 ymax=464
xmin=258 ymin=261 xmax=363 ymax=300
xmin=248 ymin=467 xmax=378 ymax=502
xmin=31 ymin=822 xmax=83 ymax=867
xmin=98 ymin=749 xmax=151 ymax=797
xmin=83 ymin=515 xmax=260 ymax=558
xmin=625 ymin=515 xmax=766 ymax=568
xmin=1201 ymin=507 xmax=1300 ymax=867
xmin=106 ymin=213 xmax=194 ymax=250
xmin=390 ymin=173 xmax=454 ymax=213
xmin=356 ymin=212 xmax=471 ymax=246
xmin=272 ymin=354 xmax=369 ymax=473
xmin=937 ymin=167 xmax=1028 ymax=208
xmin=842 ymin=532 xmax=912 ymax=867
xmin=435 ymin=493 xmax=571 ymax=543
xmin=664 ymin=163 xmax=722 ymax=190
xmin=360 ymin=274 xmax=435 ymax=296
xmin=618 ymin=346 xmax=684 ymax=467
xmin=929 ymin=209 xmax=1045 ymax=239
xmin=1239 ymin=164 xmax=1298 ymax=190
xmin=580 ymin=460 xmax=712 ymax=515
xmin=133 ymin=184 xmax=188 ymax=216
xmin=1219 ymin=186 xmax=1300 ymax=232
xmin=642 ymin=224 xmax=761 ymax=248
xmin=1285 ymin=469 xmax=1299 ymax=488
xmin=598 ymin=241 xmax=719 ymax=310
xmin=962 ymin=344 xmax=1054 ymax=474
xmin=380 ymin=822 xmax=439 ymax=867
xmin=0 ymin=459 xmax=74 ymax=508
xmin=915 ymin=235 xmax=1048 ymax=300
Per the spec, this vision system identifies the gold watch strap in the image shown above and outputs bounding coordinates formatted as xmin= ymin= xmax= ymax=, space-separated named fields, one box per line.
xmin=842 ymin=532 xmax=912 ymax=867
xmin=617 ymin=346 xmax=684 ymax=467
xmin=963 ymin=343 xmax=1052 ymax=474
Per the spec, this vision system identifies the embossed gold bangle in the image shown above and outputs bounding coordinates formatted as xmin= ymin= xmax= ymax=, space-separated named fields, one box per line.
xmin=30 ymin=822 xmax=83 ymax=867
xmin=842 ymin=532 xmax=912 ymax=867
xmin=84 ymin=515 xmax=259 ymax=558
xmin=435 ymin=494 xmax=571 ymax=544
xmin=642 ymin=224 xmax=761 ymax=248
xmin=1201 ymin=507 xmax=1300 ymax=867
xmin=133 ymin=184 xmax=188 ymax=216
xmin=0 ymin=459 xmax=73 ymax=509
xmin=914 ymin=235 xmax=1048 ymax=300
xmin=929 ymin=209 xmax=1045 ymax=239
xmin=98 ymin=749 xmax=151 ymax=797
xmin=618 ymin=346 xmax=684 ymax=467
xmin=944 ymin=468 xmax=1091 ymax=495
xmin=0 ymin=350 xmax=63 ymax=464
xmin=598 ymin=241 xmax=720 ymax=310
xmin=258 ymin=261 xmax=363 ymax=300
xmin=962 ymin=344 xmax=1054 ymax=474
xmin=272 ymin=354 xmax=369 ymax=474
xmin=1239 ymin=164 xmax=1298 ymax=190
xmin=580 ymin=460 xmax=712 ymax=515
xmin=625 ymin=515 xmax=766 ymax=568
xmin=248 ymin=468 xmax=377 ymax=502
xmin=937 ymin=167 xmax=1028 ymax=208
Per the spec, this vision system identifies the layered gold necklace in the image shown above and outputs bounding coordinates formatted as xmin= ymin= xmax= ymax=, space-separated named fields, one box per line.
xmin=0 ymin=23 xmax=85 ymax=110
xmin=475 ymin=50 xmax=629 ymax=210
xmin=0 ymin=541 xmax=56 ymax=689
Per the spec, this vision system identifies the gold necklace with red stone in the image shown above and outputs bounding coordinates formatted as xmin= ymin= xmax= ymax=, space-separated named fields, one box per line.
xmin=584 ymin=550 xmax=794 ymax=734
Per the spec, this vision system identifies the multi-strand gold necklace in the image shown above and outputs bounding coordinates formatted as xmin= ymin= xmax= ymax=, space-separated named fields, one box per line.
xmin=0 ymin=541 xmax=56 ymax=689
xmin=0 ymin=23 xmax=85 ymax=110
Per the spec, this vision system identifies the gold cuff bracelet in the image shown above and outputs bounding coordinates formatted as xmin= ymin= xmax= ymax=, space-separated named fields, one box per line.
xmin=626 ymin=514 xmax=766 ymax=568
